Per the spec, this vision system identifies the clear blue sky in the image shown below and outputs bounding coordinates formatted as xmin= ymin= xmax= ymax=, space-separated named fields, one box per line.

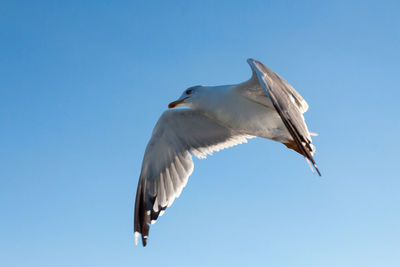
xmin=1 ymin=1 xmax=400 ymax=266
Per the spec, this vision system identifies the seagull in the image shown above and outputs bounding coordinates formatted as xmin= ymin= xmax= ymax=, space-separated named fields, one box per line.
xmin=134 ymin=58 xmax=321 ymax=246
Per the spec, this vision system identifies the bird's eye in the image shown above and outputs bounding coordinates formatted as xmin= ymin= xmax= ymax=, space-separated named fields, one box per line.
xmin=186 ymin=89 xmax=192 ymax=95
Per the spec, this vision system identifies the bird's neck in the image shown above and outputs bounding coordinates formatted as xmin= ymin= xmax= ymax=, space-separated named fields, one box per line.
xmin=190 ymin=85 xmax=245 ymax=127
xmin=192 ymin=85 xmax=233 ymax=112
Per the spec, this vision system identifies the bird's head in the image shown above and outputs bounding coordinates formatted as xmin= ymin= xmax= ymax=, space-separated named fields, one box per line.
xmin=168 ymin=85 xmax=203 ymax=109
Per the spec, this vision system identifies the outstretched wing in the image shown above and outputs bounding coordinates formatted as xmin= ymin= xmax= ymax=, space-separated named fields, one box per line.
xmin=135 ymin=109 xmax=252 ymax=246
xmin=246 ymin=58 xmax=321 ymax=176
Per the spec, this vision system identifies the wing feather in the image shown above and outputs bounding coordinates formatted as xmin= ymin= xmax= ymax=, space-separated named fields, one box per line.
xmin=246 ymin=58 xmax=320 ymax=175
xmin=134 ymin=109 xmax=252 ymax=246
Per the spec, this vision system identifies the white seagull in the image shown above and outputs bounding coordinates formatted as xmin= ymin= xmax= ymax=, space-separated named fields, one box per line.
xmin=134 ymin=59 xmax=321 ymax=246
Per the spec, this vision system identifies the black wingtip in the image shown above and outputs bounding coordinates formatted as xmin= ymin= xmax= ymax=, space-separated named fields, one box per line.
xmin=134 ymin=181 xmax=150 ymax=247
xmin=315 ymin=166 xmax=322 ymax=176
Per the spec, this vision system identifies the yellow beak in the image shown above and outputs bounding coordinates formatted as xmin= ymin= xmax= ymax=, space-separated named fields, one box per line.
xmin=168 ymin=97 xmax=188 ymax=108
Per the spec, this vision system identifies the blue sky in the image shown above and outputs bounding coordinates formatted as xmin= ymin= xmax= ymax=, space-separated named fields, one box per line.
xmin=1 ymin=0 xmax=400 ymax=266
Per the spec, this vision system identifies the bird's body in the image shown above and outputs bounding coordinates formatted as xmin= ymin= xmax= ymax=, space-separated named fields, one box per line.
xmin=134 ymin=59 xmax=320 ymax=246
xmin=192 ymin=83 xmax=290 ymax=142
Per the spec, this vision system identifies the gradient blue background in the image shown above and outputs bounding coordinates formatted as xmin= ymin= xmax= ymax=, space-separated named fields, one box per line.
xmin=1 ymin=1 xmax=400 ymax=266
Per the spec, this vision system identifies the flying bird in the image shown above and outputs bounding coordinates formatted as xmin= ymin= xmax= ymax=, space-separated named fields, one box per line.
xmin=134 ymin=59 xmax=321 ymax=246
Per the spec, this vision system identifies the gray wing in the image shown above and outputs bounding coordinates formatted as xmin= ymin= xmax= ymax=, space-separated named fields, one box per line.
xmin=135 ymin=109 xmax=252 ymax=246
xmin=246 ymin=58 xmax=321 ymax=176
